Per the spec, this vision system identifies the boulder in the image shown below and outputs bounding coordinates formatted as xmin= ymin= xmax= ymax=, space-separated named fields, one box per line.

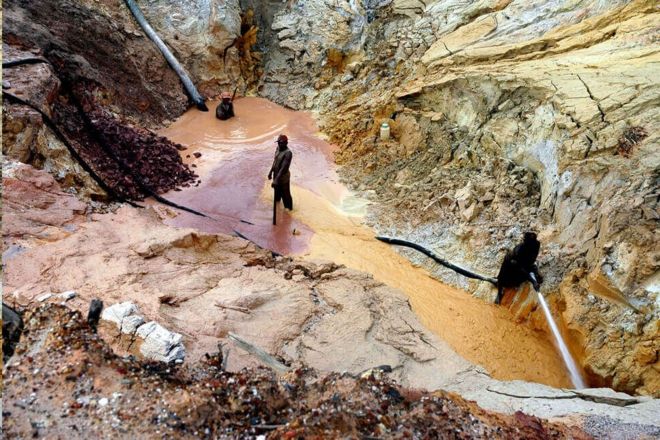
xmin=136 ymin=321 xmax=185 ymax=363
xmin=101 ymin=301 xmax=185 ymax=363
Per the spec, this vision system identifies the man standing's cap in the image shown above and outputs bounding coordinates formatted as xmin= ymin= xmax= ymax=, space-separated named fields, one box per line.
xmin=276 ymin=134 xmax=288 ymax=143
xmin=221 ymin=91 xmax=232 ymax=99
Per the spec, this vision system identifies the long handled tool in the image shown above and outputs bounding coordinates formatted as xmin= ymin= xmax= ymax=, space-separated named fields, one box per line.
xmin=273 ymin=187 xmax=277 ymax=225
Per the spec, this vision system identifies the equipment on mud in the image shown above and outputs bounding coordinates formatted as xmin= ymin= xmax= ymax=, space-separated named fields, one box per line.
xmin=3 ymin=302 xmax=24 ymax=363
xmin=375 ymin=236 xmax=498 ymax=285
xmin=124 ymin=0 xmax=208 ymax=111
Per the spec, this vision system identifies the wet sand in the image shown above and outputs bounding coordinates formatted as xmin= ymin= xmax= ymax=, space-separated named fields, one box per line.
xmin=160 ymin=97 xmax=572 ymax=388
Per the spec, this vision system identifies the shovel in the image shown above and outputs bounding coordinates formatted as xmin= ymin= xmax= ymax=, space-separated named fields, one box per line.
xmin=272 ymin=187 xmax=277 ymax=226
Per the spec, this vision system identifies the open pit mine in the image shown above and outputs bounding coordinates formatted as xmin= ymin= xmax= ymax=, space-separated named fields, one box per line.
xmin=2 ymin=0 xmax=659 ymax=438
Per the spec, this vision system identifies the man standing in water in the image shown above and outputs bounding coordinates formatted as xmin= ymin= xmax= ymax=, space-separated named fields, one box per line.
xmin=268 ymin=134 xmax=293 ymax=211
xmin=215 ymin=91 xmax=235 ymax=120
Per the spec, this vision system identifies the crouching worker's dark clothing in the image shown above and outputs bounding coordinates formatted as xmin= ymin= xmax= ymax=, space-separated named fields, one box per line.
xmin=270 ymin=146 xmax=293 ymax=210
xmin=216 ymin=101 xmax=234 ymax=120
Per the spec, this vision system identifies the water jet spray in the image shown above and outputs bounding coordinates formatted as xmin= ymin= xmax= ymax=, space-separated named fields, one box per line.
xmin=530 ymin=274 xmax=586 ymax=389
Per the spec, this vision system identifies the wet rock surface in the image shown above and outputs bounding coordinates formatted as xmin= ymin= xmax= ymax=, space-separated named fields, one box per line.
xmin=0 ymin=304 xmax=595 ymax=439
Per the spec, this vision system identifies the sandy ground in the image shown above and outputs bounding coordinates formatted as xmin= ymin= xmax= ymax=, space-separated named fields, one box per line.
xmin=158 ymin=97 xmax=571 ymax=388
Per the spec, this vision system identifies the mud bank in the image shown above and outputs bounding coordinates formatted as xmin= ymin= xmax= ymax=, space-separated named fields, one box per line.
xmin=157 ymin=97 xmax=571 ymax=388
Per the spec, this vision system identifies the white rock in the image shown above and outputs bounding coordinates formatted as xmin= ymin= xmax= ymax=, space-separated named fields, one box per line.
xmin=37 ymin=293 xmax=53 ymax=302
xmin=101 ymin=302 xmax=139 ymax=327
xmin=277 ymin=28 xmax=297 ymax=40
xmin=136 ymin=321 xmax=185 ymax=363
xmin=121 ymin=315 xmax=145 ymax=334
xmin=271 ymin=14 xmax=298 ymax=31
xmin=57 ymin=290 xmax=76 ymax=301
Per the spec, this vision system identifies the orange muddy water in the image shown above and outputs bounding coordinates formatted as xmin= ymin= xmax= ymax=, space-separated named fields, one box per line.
xmin=160 ymin=97 xmax=572 ymax=388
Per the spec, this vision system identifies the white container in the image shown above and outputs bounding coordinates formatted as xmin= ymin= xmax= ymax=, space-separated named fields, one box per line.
xmin=380 ymin=122 xmax=390 ymax=141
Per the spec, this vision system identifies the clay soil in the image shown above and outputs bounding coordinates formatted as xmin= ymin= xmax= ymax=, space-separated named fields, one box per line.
xmin=2 ymin=304 xmax=589 ymax=439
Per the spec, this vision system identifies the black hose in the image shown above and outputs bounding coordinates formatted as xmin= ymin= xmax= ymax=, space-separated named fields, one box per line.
xmin=3 ymin=58 xmax=50 ymax=68
xmin=2 ymin=91 xmax=142 ymax=208
xmin=375 ymin=236 xmax=498 ymax=285
xmin=123 ymin=0 xmax=208 ymax=111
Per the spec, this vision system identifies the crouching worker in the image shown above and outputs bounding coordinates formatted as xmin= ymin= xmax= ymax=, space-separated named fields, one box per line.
xmin=215 ymin=91 xmax=235 ymax=120
xmin=268 ymin=134 xmax=293 ymax=211
xmin=495 ymin=231 xmax=544 ymax=305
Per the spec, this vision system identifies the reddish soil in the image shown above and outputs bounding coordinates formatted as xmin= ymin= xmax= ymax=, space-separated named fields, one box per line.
xmin=2 ymin=304 xmax=590 ymax=439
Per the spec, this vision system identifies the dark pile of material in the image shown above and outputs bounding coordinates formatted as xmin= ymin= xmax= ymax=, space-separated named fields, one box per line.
xmin=3 ymin=304 xmax=589 ymax=439
xmin=53 ymin=82 xmax=198 ymax=200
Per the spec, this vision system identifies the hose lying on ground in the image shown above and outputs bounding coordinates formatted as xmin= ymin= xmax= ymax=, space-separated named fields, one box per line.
xmin=2 ymin=91 xmax=142 ymax=208
xmin=375 ymin=236 xmax=498 ymax=285
xmin=3 ymin=58 xmax=50 ymax=68
xmin=123 ymin=0 xmax=208 ymax=111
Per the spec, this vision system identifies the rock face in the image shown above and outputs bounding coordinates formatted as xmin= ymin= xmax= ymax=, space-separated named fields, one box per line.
xmin=255 ymin=0 xmax=659 ymax=396
xmin=134 ymin=0 xmax=244 ymax=97
xmin=2 ymin=45 xmax=106 ymax=199
xmin=4 ymin=0 xmax=187 ymax=125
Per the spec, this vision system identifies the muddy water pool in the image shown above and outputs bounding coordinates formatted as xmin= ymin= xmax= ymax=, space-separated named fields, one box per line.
xmin=160 ymin=97 xmax=572 ymax=388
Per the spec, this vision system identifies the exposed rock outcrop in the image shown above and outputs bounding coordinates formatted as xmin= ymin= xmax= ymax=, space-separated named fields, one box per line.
xmin=134 ymin=0 xmax=244 ymax=97
xmin=256 ymin=0 xmax=659 ymax=396
xmin=2 ymin=45 xmax=106 ymax=199
xmin=4 ymin=0 xmax=188 ymax=125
